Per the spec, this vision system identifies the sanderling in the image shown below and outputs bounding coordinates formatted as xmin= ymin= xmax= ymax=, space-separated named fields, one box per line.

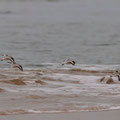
xmin=116 ymin=74 xmax=120 ymax=81
xmin=62 ymin=59 xmax=75 ymax=66
xmin=8 ymin=61 xmax=23 ymax=71
xmin=110 ymin=70 xmax=120 ymax=81
xmin=0 ymin=54 xmax=15 ymax=63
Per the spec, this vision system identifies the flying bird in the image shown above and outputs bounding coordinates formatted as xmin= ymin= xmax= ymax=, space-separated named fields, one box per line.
xmin=1 ymin=54 xmax=15 ymax=63
xmin=62 ymin=59 xmax=75 ymax=66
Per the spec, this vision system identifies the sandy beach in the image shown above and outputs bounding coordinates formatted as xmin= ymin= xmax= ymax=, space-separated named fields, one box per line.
xmin=1 ymin=110 xmax=120 ymax=120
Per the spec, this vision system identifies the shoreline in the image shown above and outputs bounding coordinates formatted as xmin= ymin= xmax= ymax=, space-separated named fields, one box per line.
xmin=1 ymin=110 xmax=120 ymax=120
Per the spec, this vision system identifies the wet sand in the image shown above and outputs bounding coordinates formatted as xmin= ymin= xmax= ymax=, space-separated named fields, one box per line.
xmin=1 ymin=110 xmax=120 ymax=120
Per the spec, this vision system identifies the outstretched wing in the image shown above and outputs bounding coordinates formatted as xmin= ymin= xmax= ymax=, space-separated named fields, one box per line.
xmin=17 ymin=64 xmax=23 ymax=71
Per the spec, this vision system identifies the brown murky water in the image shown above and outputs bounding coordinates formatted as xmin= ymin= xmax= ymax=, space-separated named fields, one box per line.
xmin=0 ymin=68 xmax=120 ymax=116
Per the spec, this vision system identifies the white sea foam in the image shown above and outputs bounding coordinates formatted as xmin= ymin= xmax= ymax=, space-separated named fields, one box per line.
xmin=27 ymin=109 xmax=62 ymax=114
xmin=109 ymin=106 xmax=120 ymax=110
xmin=26 ymin=105 xmax=120 ymax=114
xmin=1 ymin=69 xmax=120 ymax=114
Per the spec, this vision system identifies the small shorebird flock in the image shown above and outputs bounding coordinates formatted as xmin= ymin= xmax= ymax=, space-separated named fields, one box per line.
xmin=0 ymin=54 xmax=75 ymax=71
xmin=0 ymin=54 xmax=23 ymax=71
xmin=0 ymin=54 xmax=120 ymax=82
